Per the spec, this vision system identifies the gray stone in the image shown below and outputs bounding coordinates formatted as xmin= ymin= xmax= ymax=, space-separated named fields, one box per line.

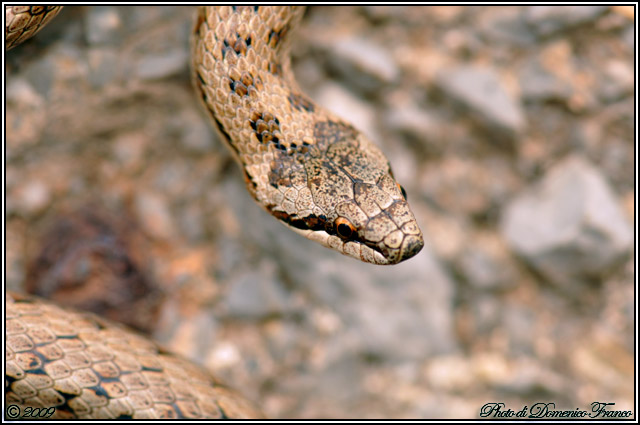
xmin=134 ymin=191 xmax=176 ymax=240
xmin=361 ymin=6 xmax=410 ymax=23
xmin=223 ymin=261 xmax=293 ymax=319
xmin=9 ymin=179 xmax=51 ymax=215
xmin=284 ymin=241 xmax=457 ymax=361
xmin=384 ymin=103 xmax=445 ymax=150
xmin=597 ymin=59 xmax=634 ymax=103
xmin=322 ymin=36 xmax=399 ymax=95
xmin=178 ymin=113 xmax=216 ymax=153
xmin=501 ymin=155 xmax=632 ymax=285
xmin=22 ymin=54 xmax=57 ymax=97
xmin=458 ymin=244 xmax=517 ymax=290
xmin=524 ymin=6 xmax=608 ymax=38
xmin=314 ymin=82 xmax=378 ymax=144
xmin=468 ymin=296 xmax=502 ymax=336
xmin=5 ymin=77 xmax=46 ymax=151
xmin=135 ymin=49 xmax=189 ymax=81
xmin=25 ymin=45 xmax=86 ymax=98
xmin=85 ymin=6 xmax=123 ymax=45
xmin=87 ymin=47 xmax=119 ymax=88
xmin=502 ymin=305 xmax=536 ymax=355
xmin=623 ymin=26 xmax=635 ymax=51
xmin=478 ymin=8 xmax=536 ymax=46
xmin=518 ymin=58 xmax=572 ymax=102
xmin=435 ymin=66 xmax=525 ymax=143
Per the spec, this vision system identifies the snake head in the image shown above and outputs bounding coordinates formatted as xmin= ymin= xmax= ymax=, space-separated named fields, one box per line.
xmin=326 ymin=175 xmax=424 ymax=265
xmin=270 ymin=124 xmax=424 ymax=265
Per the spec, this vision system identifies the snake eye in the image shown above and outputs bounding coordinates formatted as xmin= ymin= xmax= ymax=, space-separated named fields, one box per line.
xmin=397 ymin=183 xmax=408 ymax=200
xmin=335 ymin=217 xmax=356 ymax=240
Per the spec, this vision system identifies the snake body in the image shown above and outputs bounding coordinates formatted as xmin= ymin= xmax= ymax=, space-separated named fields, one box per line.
xmin=6 ymin=292 xmax=263 ymax=419
xmin=5 ymin=6 xmax=62 ymax=49
xmin=6 ymin=5 xmax=424 ymax=419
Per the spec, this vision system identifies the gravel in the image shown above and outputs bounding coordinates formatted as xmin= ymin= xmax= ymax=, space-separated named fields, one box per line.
xmin=6 ymin=5 xmax=634 ymax=419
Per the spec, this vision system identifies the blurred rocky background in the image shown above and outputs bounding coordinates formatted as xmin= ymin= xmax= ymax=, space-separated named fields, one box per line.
xmin=6 ymin=6 xmax=634 ymax=419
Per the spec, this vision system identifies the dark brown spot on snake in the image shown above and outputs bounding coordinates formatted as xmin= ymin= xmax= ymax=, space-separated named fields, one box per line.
xmin=313 ymin=120 xmax=359 ymax=151
xmin=288 ymin=92 xmax=316 ymax=113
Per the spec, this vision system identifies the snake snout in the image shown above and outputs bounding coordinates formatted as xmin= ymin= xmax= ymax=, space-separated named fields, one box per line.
xmin=399 ymin=233 xmax=424 ymax=262
xmin=366 ymin=206 xmax=424 ymax=265
xmin=346 ymin=179 xmax=424 ymax=264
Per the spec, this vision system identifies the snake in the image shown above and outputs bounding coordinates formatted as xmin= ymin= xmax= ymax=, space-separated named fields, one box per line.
xmin=6 ymin=5 xmax=424 ymax=419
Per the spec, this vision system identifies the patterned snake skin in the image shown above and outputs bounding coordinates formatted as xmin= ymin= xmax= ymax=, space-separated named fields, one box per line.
xmin=5 ymin=6 xmax=62 ymax=50
xmin=6 ymin=292 xmax=263 ymax=419
xmin=5 ymin=5 xmax=425 ymax=419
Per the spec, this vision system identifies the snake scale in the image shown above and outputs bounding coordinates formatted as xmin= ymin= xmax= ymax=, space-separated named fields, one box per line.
xmin=5 ymin=6 xmax=424 ymax=419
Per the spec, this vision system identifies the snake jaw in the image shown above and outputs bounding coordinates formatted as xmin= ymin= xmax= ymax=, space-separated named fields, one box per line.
xmin=289 ymin=227 xmax=388 ymax=265
xmin=285 ymin=201 xmax=424 ymax=266
xmin=289 ymin=226 xmax=423 ymax=265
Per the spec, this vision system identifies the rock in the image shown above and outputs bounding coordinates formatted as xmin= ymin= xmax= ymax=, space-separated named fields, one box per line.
xmin=287 ymin=243 xmax=457 ymax=361
xmin=223 ymin=261 xmax=293 ymax=319
xmin=6 ymin=227 xmax=27 ymax=291
xmin=314 ymin=82 xmax=378 ymax=143
xmin=10 ymin=179 xmax=51 ymax=215
xmin=176 ymin=112 xmax=216 ymax=153
xmin=320 ymin=36 xmax=399 ymax=96
xmin=361 ymin=6 xmax=411 ymax=23
xmin=134 ymin=191 xmax=176 ymax=240
xmin=435 ymin=66 xmax=525 ymax=145
xmin=85 ymin=6 xmax=123 ymax=45
xmin=87 ymin=47 xmax=119 ymax=88
xmin=5 ymin=78 xmax=46 ymax=150
xmin=623 ymin=26 xmax=634 ymax=51
xmin=478 ymin=8 xmax=536 ymax=46
xmin=424 ymin=355 xmax=474 ymax=391
xmin=419 ymin=157 xmax=518 ymax=220
xmin=502 ymin=305 xmax=536 ymax=355
xmin=524 ymin=6 xmax=609 ymax=38
xmin=467 ymin=296 xmax=502 ymax=336
xmin=135 ymin=48 xmax=189 ymax=81
xmin=490 ymin=359 xmax=567 ymax=397
xmin=501 ymin=155 xmax=632 ymax=285
xmin=458 ymin=235 xmax=518 ymax=290
xmin=384 ymin=102 xmax=446 ymax=154
xmin=22 ymin=54 xmax=57 ymax=97
xmin=597 ymin=59 xmax=634 ymax=103
xmin=518 ymin=58 xmax=572 ymax=102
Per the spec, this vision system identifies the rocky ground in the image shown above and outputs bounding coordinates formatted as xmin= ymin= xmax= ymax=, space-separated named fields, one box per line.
xmin=6 ymin=6 xmax=635 ymax=419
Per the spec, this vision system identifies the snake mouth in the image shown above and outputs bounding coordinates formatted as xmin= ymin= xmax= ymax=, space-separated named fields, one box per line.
xmin=348 ymin=239 xmax=394 ymax=265
xmin=287 ymin=226 xmax=422 ymax=265
xmin=356 ymin=232 xmax=424 ymax=265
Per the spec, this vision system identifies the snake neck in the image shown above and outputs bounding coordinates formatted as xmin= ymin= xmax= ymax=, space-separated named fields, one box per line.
xmin=191 ymin=6 xmax=424 ymax=264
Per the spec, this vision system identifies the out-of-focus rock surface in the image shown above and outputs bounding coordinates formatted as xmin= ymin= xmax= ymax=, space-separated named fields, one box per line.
xmin=502 ymin=155 xmax=632 ymax=287
xmin=6 ymin=6 xmax=634 ymax=419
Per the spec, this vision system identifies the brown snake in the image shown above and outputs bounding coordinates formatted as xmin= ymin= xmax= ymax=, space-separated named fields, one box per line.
xmin=6 ymin=5 xmax=424 ymax=419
